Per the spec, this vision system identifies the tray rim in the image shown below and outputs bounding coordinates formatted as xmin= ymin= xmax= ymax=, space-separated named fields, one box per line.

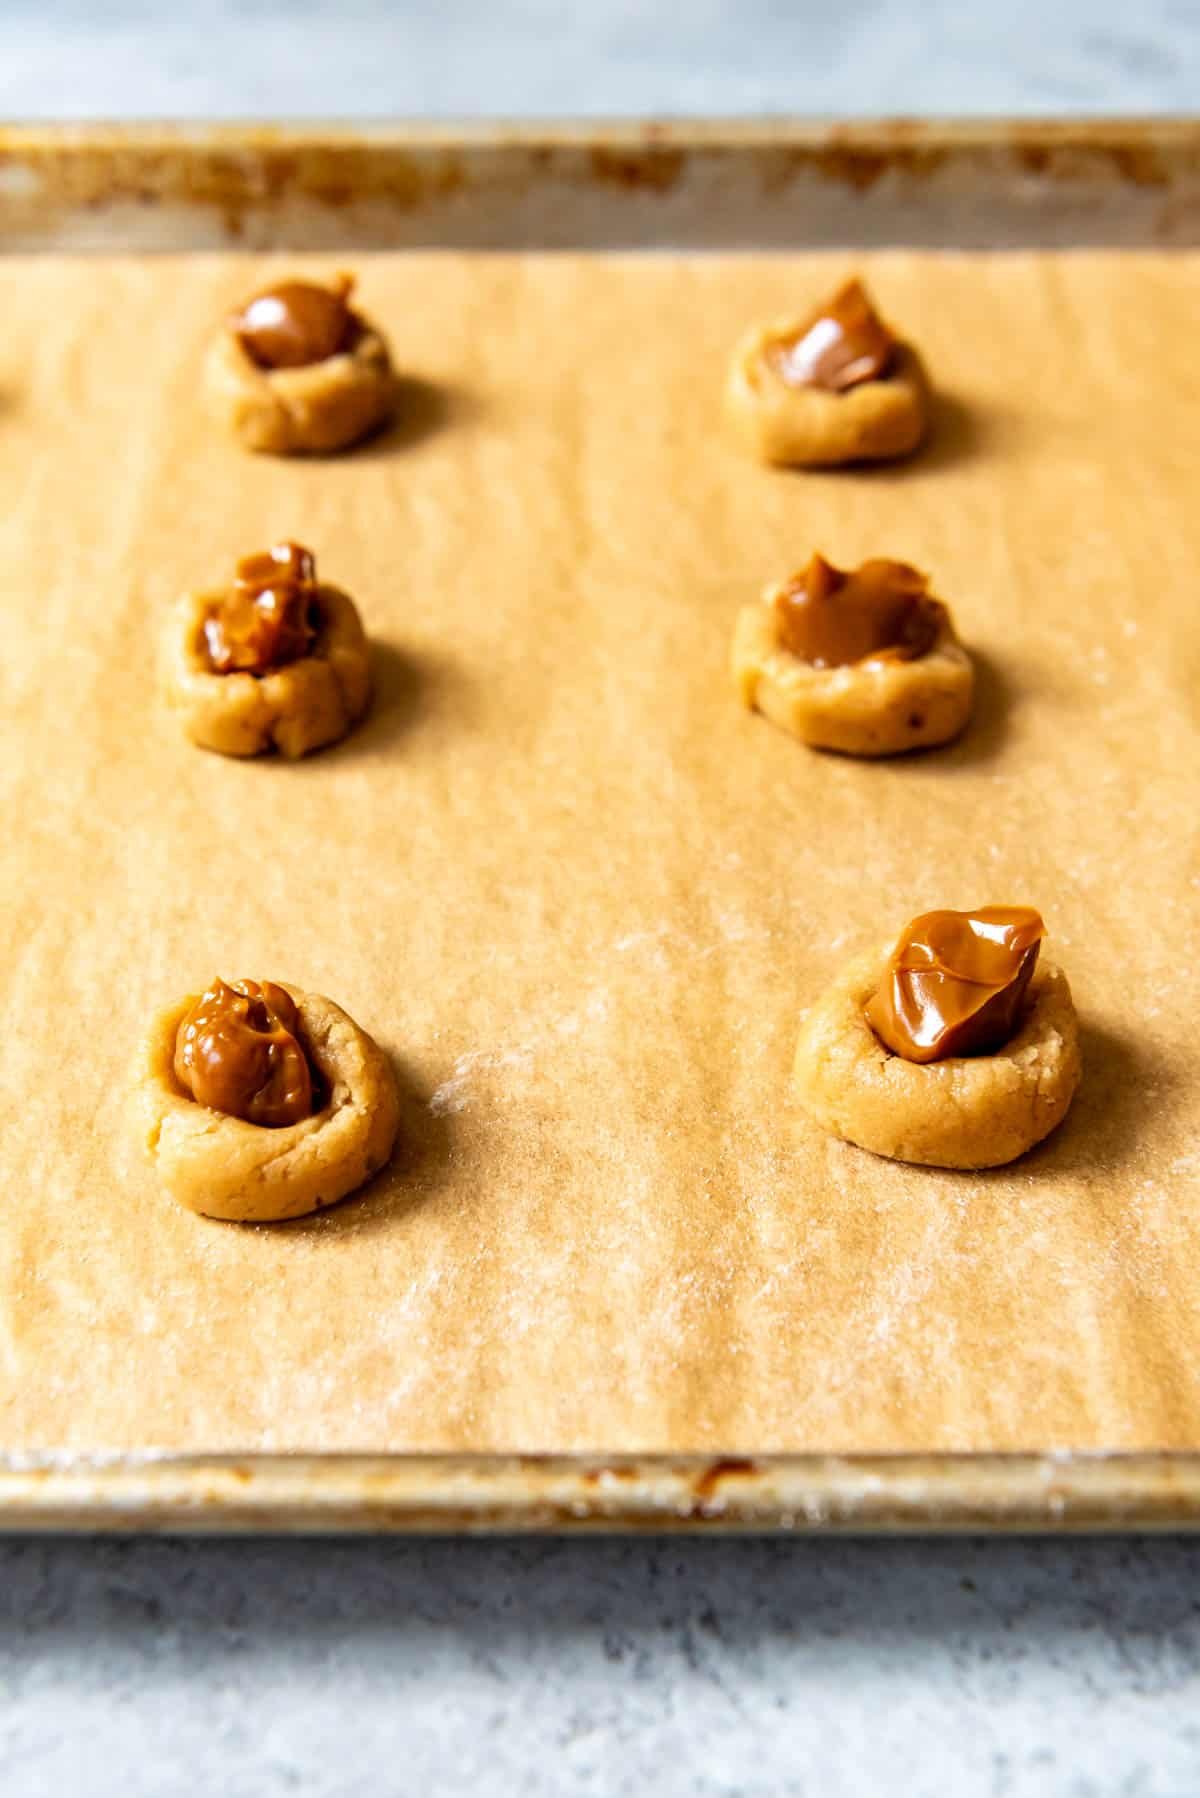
xmin=1 ymin=115 xmax=1198 ymax=141
xmin=4 ymin=115 xmax=1198 ymax=1531
xmin=4 ymin=115 xmax=1200 ymax=255
xmin=3 ymin=1450 xmax=1200 ymax=1533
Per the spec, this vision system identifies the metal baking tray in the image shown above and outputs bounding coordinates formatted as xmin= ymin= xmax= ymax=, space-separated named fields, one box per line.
xmin=2 ymin=118 xmax=1198 ymax=1532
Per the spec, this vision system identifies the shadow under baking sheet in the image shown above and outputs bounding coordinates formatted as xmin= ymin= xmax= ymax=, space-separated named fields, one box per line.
xmin=3 ymin=1533 xmax=1198 ymax=1793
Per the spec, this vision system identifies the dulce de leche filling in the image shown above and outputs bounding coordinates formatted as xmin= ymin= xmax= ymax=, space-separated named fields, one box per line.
xmin=765 ymin=278 xmax=897 ymax=393
xmin=174 ymin=978 xmax=319 ymax=1127
xmin=231 ymin=274 xmax=359 ymax=370
xmin=866 ymin=907 xmax=1046 ymax=1064
xmin=203 ymin=541 xmax=322 ymax=676
xmin=773 ymin=555 xmax=942 ymax=668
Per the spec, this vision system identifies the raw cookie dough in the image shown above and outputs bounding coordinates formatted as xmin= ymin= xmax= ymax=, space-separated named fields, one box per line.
xmin=732 ymin=561 xmax=973 ymax=756
xmin=206 ymin=274 xmax=398 ymax=455
xmin=726 ymin=278 xmax=929 ymax=467
xmin=166 ymin=544 xmax=371 ymax=759
xmin=134 ymin=983 xmax=401 ymax=1223
xmin=793 ymin=944 xmax=1081 ymax=1169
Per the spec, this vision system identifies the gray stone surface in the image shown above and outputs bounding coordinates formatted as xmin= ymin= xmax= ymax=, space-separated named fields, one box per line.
xmin=4 ymin=1534 xmax=1200 ymax=1795
xmin=1 ymin=0 xmax=1199 ymax=118
xmin=5 ymin=4 xmax=1200 ymax=1793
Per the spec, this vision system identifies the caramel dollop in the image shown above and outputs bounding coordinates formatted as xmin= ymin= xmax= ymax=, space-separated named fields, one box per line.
xmin=203 ymin=541 xmax=322 ymax=676
xmin=766 ymin=278 xmax=897 ymax=393
xmin=174 ymin=978 xmax=317 ymax=1127
xmin=231 ymin=275 xmax=358 ymax=370
xmin=866 ymin=907 xmax=1046 ymax=1064
xmin=773 ymin=554 xmax=942 ymax=668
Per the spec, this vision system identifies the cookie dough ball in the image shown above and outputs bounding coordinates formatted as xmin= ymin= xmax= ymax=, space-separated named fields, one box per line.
xmin=732 ymin=554 xmax=973 ymax=756
xmin=206 ymin=273 xmax=397 ymax=455
xmin=793 ymin=908 xmax=1081 ymax=1169
xmin=166 ymin=541 xmax=371 ymax=759
xmin=726 ymin=278 xmax=928 ymax=467
xmin=134 ymin=977 xmax=401 ymax=1222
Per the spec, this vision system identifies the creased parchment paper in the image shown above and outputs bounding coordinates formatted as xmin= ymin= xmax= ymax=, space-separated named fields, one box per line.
xmin=0 ymin=251 xmax=1197 ymax=1454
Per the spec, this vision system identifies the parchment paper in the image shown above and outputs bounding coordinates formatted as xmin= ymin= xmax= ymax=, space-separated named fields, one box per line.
xmin=0 ymin=251 xmax=1197 ymax=1454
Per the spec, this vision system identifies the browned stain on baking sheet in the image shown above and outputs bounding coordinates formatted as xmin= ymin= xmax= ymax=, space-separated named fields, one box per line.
xmin=692 ymin=1457 xmax=760 ymax=1501
xmin=1014 ymin=140 xmax=1169 ymax=188
xmin=797 ymin=119 xmax=953 ymax=193
xmin=1106 ymin=144 xmax=1170 ymax=188
xmin=1 ymin=121 xmax=1196 ymax=249
xmin=588 ymin=145 xmax=687 ymax=194
xmin=581 ymin=1463 xmax=640 ymax=1484
xmin=0 ymin=133 xmax=471 ymax=240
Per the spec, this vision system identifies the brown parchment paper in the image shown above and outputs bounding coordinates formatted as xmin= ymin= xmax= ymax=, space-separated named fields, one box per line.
xmin=0 ymin=250 xmax=1197 ymax=1456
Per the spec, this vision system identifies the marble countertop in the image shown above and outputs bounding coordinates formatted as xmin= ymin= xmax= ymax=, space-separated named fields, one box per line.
xmin=6 ymin=1532 xmax=1200 ymax=1795
xmin=4 ymin=3 xmax=1200 ymax=1794
xmin=2 ymin=0 xmax=1199 ymax=118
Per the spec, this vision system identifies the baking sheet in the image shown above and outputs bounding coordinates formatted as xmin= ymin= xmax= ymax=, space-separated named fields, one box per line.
xmin=5 ymin=120 xmax=1200 ymax=252
xmin=0 ymin=249 xmax=1197 ymax=1462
